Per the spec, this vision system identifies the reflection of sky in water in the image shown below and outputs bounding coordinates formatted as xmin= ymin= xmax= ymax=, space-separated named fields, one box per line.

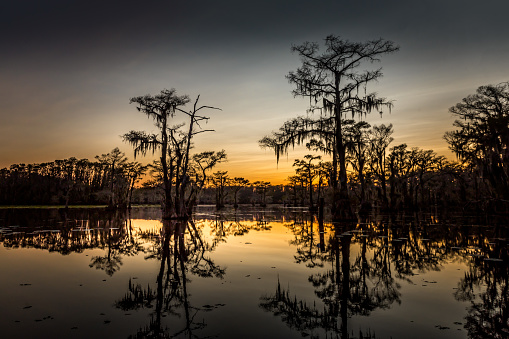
xmin=0 ymin=207 xmax=507 ymax=338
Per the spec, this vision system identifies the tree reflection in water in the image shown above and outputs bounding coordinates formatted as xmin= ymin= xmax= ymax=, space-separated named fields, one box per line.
xmin=88 ymin=211 xmax=144 ymax=276
xmin=261 ymin=213 xmax=508 ymax=339
xmin=286 ymin=214 xmax=327 ymax=268
xmin=209 ymin=212 xmax=272 ymax=242
xmin=454 ymin=237 xmax=508 ymax=338
xmin=115 ymin=218 xmax=226 ymax=338
xmin=261 ymin=220 xmax=401 ymax=339
xmin=0 ymin=208 xmax=508 ymax=338
xmin=1 ymin=209 xmax=144 ymax=276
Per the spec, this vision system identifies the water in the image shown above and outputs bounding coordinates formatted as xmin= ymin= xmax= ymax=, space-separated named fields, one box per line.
xmin=0 ymin=206 xmax=507 ymax=338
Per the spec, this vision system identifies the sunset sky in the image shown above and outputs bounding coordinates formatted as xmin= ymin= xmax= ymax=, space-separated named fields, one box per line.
xmin=2 ymin=0 xmax=509 ymax=184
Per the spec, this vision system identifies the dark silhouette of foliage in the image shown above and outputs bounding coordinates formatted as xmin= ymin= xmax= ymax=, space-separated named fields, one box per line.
xmin=445 ymin=81 xmax=509 ymax=201
xmin=124 ymin=89 xmax=224 ymax=219
xmin=115 ymin=218 xmax=227 ymax=338
xmin=367 ymin=124 xmax=393 ymax=210
xmin=95 ymin=147 xmax=129 ymax=209
xmin=210 ymin=171 xmax=228 ymax=209
xmin=253 ymin=181 xmax=271 ymax=207
xmin=261 ymin=35 xmax=399 ymax=220
xmin=0 ymin=150 xmax=143 ymax=207
xmin=293 ymin=155 xmax=321 ymax=210
xmin=229 ymin=177 xmax=250 ymax=208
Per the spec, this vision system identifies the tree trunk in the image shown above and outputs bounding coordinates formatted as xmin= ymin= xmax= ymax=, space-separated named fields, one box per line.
xmin=332 ymin=73 xmax=354 ymax=221
xmin=161 ymin=114 xmax=173 ymax=218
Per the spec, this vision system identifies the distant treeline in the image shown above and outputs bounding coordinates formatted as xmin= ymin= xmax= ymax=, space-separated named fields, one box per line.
xmin=189 ymin=140 xmax=504 ymax=215
xmin=0 ymin=142 xmax=506 ymax=215
xmin=0 ymin=148 xmax=145 ymax=208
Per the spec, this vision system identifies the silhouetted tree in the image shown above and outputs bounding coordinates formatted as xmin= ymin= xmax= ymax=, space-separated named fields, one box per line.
xmin=0 ymin=154 xmax=141 ymax=206
xmin=124 ymin=89 xmax=190 ymax=217
xmin=387 ymin=144 xmax=412 ymax=211
xmin=293 ymin=155 xmax=321 ymax=210
xmin=124 ymin=89 xmax=221 ymax=218
xmin=253 ymin=181 xmax=271 ymax=207
xmin=445 ymin=81 xmax=509 ymax=201
xmin=315 ymin=160 xmax=332 ymax=205
xmin=187 ymin=150 xmax=227 ymax=211
xmin=286 ymin=175 xmax=305 ymax=206
xmin=230 ymin=177 xmax=250 ymax=208
xmin=367 ymin=124 xmax=393 ymax=210
xmin=344 ymin=121 xmax=371 ymax=212
xmin=210 ymin=171 xmax=229 ymax=209
xmin=260 ymin=35 xmax=399 ymax=220
xmin=123 ymin=162 xmax=147 ymax=209
xmin=95 ymin=147 xmax=129 ymax=209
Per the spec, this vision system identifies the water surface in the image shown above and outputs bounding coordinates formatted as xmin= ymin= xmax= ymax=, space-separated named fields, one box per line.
xmin=0 ymin=206 xmax=507 ymax=338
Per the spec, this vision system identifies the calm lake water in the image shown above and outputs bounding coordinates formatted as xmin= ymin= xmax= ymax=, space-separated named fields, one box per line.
xmin=0 ymin=206 xmax=507 ymax=339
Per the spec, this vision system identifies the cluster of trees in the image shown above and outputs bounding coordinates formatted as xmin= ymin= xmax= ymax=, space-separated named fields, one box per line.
xmin=1 ymin=35 xmax=507 ymax=220
xmin=123 ymin=89 xmax=227 ymax=219
xmin=261 ymin=35 xmax=509 ymax=219
xmin=204 ymin=172 xmax=271 ymax=208
xmin=445 ymin=82 xmax=509 ymax=202
xmin=283 ymin=128 xmax=463 ymax=214
xmin=260 ymin=35 xmax=400 ymax=220
xmin=281 ymin=82 xmax=509 ymax=217
xmin=0 ymin=148 xmax=146 ymax=208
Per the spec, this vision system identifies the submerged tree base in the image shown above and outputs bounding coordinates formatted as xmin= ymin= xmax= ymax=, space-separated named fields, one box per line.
xmin=332 ymin=197 xmax=356 ymax=222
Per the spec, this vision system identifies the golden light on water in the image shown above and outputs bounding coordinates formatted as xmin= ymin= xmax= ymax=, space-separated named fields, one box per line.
xmin=0 ymin=206 xmax=507 ymax=338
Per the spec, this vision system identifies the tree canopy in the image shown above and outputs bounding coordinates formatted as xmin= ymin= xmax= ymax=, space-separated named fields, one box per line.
xmin=445 ymin=81 xmax=509 ymax=199
xmin=261 ymin=35 xmax=399 ymax=220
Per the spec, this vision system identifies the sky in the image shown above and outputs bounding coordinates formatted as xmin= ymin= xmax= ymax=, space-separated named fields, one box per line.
xmin=2 ymin=0 xmax=509 ymax=184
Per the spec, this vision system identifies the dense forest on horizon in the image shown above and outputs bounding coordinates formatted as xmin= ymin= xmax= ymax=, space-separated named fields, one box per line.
xmin=0 ymin=148 xmax=146 ymax=208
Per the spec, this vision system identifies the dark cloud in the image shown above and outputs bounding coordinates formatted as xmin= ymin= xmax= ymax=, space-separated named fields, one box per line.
xmin=4 ymin=0 xmax=508 ymax=62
